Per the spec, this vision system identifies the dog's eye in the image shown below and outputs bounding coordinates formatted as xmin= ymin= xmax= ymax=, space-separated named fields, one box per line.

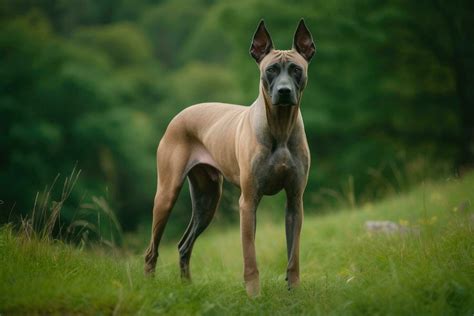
xmin=293 ymin=67 xmax=302 ymax=76
xmin=266 ymin=67 xmax=277 ymax=75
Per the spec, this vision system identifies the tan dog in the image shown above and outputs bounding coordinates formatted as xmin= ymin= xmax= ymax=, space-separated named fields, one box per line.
xmin=145 ymin=19 xmax=315 ymax=297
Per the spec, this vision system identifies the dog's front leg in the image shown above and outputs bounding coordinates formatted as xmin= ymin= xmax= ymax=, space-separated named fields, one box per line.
xmin=285 ymin=191 xmax=303 ymax=289
xmin=239 ymin=192 xmax=261 ymax=297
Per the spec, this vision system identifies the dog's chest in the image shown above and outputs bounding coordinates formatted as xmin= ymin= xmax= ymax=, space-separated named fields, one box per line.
xmin=252 ymin=146 xmax=297 ymax=195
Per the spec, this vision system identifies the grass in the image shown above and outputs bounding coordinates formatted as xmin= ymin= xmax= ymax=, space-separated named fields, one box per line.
xmin=1 ymin=173 xmax=473 ymax=315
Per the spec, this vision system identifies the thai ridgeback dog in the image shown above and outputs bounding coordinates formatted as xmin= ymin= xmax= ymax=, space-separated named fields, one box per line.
xmin=144 ymin=19 xmax=315 ymax=297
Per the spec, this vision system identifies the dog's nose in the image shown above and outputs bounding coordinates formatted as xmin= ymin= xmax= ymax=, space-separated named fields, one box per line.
xmin=278 ymin=87 xmax=292 ymax=95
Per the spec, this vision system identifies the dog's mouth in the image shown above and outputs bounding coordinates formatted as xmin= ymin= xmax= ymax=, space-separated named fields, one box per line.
xmin=273 ymin=102 xmax=297 ymax=107
xmin=273 ymin=95 xmax=298 ymax=107
xmin=272 ymin=91 xmax=298 ymax=107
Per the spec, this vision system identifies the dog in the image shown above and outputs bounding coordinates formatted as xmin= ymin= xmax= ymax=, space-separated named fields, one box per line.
xmin=145 ymin=19 xmax=315 ymax=297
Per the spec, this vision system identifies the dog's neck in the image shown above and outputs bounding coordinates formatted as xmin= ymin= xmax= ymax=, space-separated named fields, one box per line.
xmin=253 ymin=85 xmax=300 ymax=147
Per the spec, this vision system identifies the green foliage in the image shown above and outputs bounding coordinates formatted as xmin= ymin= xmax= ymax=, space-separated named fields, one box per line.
xmin=0 ymin=11 xmax=160 ymax=229
xmin=1 ymin=172 xmax=473 ymax=314
xmin=0 ymin=0 xmax=472 ymax=235
xmin=169 ymin=62 xmax=244 ymax=106
xmin=73 ymin=22 xmax=154 ymax=67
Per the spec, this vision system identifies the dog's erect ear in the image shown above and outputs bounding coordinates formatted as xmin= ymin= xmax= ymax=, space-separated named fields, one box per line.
xmin=250 ymin=20 xmax=273 ymax=63
xmin=293 ymin=19 xmax=316 ymax=62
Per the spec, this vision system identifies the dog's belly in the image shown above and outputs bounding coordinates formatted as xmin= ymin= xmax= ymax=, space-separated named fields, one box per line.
xmin=252 ymin=146 xmax=296 ymax=195
xmin=188 ymin=143 xmax=241 ymax=185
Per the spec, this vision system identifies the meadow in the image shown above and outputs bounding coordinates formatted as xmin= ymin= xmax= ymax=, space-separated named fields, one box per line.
xmin=1 ymin=172 xmax=473 ymax=315
xmin=2 ymin=1 xmax=473 ymax=314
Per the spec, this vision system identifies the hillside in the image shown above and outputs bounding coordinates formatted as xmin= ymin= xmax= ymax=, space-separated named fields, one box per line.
xmin=1 ymin=173 xmax=473 ymax=314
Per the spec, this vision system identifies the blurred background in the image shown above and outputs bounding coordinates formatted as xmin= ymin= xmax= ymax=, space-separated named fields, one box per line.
xmin=1 ymin=0 xmax=473 ymax=244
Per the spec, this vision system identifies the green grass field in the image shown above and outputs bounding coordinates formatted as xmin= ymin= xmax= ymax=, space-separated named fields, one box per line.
xmin=1 ymin=173 xmax=473 ymax=315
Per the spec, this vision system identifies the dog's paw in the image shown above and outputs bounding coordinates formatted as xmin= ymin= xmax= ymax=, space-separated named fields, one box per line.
xmin=144 ymin=263 xmax=156 ymax=277
xmin=245 ymin=278 xmax=261 ymax=298
xmin=287 ymin=277 xmax=300 ymax=290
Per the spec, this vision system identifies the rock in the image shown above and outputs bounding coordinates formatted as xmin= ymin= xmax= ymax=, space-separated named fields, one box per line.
xmin=365 ymin=220 xmax=400 ymax=234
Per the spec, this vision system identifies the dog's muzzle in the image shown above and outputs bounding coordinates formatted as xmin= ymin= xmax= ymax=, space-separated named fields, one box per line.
xmin=273 ymin=86 xmax=297 ymax=106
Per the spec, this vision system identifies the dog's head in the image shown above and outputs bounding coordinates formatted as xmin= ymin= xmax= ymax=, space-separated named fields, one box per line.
xmin=250 ymin=19 xmax=315 ymax=107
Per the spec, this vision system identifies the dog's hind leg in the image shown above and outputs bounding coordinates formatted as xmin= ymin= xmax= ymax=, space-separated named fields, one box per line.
xmin=144 ymin=142 xmax=190 ymax=275
xmin=178 ymin=164 xmax=223 ymax=280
